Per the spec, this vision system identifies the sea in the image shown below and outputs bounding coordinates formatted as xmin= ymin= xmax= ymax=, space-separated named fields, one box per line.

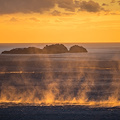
xmin=0 ymin=43 xmax=120 ymax=120
xmin=0 ymin=43 xmax=120 ymax=54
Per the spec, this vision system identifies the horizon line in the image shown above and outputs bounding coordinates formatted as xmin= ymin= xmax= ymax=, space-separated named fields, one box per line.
xmin=0 ymin=42 xmax=120 ymax=44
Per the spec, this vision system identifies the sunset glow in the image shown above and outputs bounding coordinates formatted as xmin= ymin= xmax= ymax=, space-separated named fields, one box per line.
xmin=0 ymin=0 xmax=120 ymax=43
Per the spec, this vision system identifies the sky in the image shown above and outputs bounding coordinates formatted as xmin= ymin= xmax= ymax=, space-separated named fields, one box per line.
xmin=0 ymin=0 xmax=120 ymax=43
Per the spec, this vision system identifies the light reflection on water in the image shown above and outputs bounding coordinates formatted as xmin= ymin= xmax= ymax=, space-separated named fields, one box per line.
xmin=0 ymin=43 xmax=120 ymax=108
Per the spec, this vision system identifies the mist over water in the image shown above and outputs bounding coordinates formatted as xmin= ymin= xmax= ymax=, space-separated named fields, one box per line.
xmin=0 ymin=43 xmax=120 ymax=108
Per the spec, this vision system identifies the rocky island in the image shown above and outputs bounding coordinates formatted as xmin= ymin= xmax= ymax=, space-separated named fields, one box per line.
xmin=69 ymin=45 xmax=88 ymax=53
xmin=42 ymin=44 xmax=68 ymax=54
xmin=1 ymin=44 xmax=88 ymax=54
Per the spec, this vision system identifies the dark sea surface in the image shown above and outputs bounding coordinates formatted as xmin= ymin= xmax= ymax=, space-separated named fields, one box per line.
xmin=0 ymin=43 xmax=120 ymax=53
xmin=0 ymin=43 xmax=120 ymax=120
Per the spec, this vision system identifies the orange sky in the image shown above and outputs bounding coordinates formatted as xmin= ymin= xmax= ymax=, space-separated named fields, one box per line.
xmin=0 ymin=0 xmax=120 ymax=43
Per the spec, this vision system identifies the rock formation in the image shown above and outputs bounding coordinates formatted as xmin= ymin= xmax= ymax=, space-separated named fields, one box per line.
xmin=42 ymin=44 xmax=68 ymax=54
xmin=1 ymin=44 xmax=88 ymax=54
xmin=1 ymin=47 xmax=42 ymax=54
xmin=69 ymin=45 xmax=88 ymax=53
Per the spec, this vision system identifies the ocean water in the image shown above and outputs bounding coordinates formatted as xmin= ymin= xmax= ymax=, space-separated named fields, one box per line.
xmin=0 ymin=43 xmax=120 ymax=53
xmin=0 ymin=43 xmax=120 ymax=120
xmin=0 ymin=43 xmax=120 ymax=61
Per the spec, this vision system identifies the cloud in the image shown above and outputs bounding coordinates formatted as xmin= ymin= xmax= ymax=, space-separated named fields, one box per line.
xmin=9 ymin=17 xmax=18 ymax=22
xmin=110 ymin=12 xmax=120 ymax=15
xmin=0 ymin=0 xmax=55 ymax=14
xmin=0 ymin=0 xmax=76 ymax=14
xmin=56 ymin=0 xmax=103 ymax=13
xmin=118 ymin=1 xmax=120 ymax=5
xmin=51 ymin=10 xmax=61 ymax=16
xmin=79 ymin=0 xmax=104 ymax=12
xmin=0 ymin=0 xmax=105 ymax=15
xmin=111 ymin=0 xmax=116 ymax=3
xmin=29 ymin=17 xmax=40 ymax=22
xmin=102 ymin=3 xmax=108 ymax=6
xmin=56 ymin=0 xmax=76 ymax=12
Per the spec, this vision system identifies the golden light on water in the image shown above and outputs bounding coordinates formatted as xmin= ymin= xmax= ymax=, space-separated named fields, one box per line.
xmin=1 ymin=96 xmax=120 ymax=108
xmin=0 ymin=57 xmax=120 ymax=108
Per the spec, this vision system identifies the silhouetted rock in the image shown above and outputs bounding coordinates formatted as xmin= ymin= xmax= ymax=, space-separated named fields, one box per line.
xmin=1 ymin=47 xmax=42 ymax=54
xmin=69 ymin=45 xmax=88 ymax=53
xmin=42 ymin=44 xmax=68 ymax=54
xmin=1 ymin=44 xmax=88 ymax=54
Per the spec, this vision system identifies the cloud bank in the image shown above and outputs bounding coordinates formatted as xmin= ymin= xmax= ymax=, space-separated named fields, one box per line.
xmin=79 ymin=0 xmax=103 ymax=12
xmin=0 ymin=0 xmax=56 ymax=14
xmin=0 ymin=0 xmax=105 ymax=14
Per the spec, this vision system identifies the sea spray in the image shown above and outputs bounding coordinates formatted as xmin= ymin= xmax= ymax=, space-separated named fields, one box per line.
xmin=0 ymin=54 xmax=120 ymax=107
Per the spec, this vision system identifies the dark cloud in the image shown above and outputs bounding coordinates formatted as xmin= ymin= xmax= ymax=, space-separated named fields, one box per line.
xmin=56 ymin=0 xmax=75 ymax=12
xmin=102 ymin=3 xmax=108 ymax=6
xmin=74 ymin=0 xmax=80 ymax=5
xmin=0 ymin=0 xmax=55 ymax=14
xmin=0 ymin=0 xmax=76 ymax=14
xmin=79 ymin=0 xmax=104 ymax=12
xmin=56 ymin=0 xmax=103 ymax=13
xmin=118 ymin=1 xmax=120 ymax=5
xmin=0 ymin=0 xmax=104 ymax=15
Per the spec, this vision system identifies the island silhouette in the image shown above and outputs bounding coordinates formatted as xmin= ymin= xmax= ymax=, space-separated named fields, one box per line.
xmin=1 ymin=44 xmax=88 ymax=54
